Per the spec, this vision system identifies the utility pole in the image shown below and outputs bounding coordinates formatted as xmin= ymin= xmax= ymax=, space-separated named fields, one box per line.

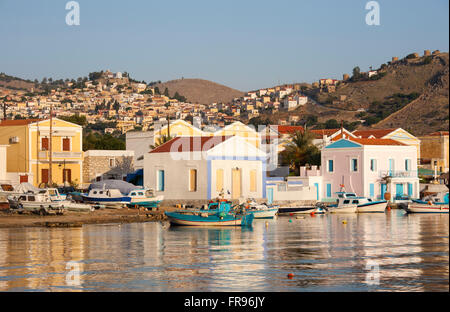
xmin=49 ymin=102 xmax=53 ymax=186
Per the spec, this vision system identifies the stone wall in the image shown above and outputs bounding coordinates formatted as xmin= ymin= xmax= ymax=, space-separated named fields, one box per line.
xmin=83 ymin=156 xmax=134 ymax=183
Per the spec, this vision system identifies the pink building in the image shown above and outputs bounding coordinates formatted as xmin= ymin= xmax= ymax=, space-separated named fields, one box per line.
xmin=321 ymin=138 xmax=419 ymax=202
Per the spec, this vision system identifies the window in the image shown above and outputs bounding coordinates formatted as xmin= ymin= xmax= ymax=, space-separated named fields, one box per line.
xmin=352 ymin=200 xmax=359 ymax=204
xmin=328 ymin=160 xmax=334 ymax=172
xmin=326 ymin=184 xmax=332 ymax=197
xmin=138 ymin=192 xmax=144 ymax=196
xmin=189 ymin=169 xmax=197 ymax=192
xmin=216 ymin=169 xmax=224 ymax=192
xmin=249 ymin=170 xmax=257 ymax=192
xmin=28 ymin=196 xmax=35 ymax=202
xmin=351 ymin=158 xmax=358 ymax=172
xmin=62 ymin=138 xmax=71 ymax=151
xmin=405 ymin=159 xmax=411 ymax=171
xmin=41 ymin=137 xmax=49 ymax=151
xmin=109 ymin=158 xmax=116 ymax=168
xmin=343 ymin=199 xmax=350 ymax=204
xmin=130 ymin=192 xmax=136 ymax=196
xmin=93 ymin=191 xmax=97 ymax=195
xmin=157 ymin=170 xmax=165 ymax=191
xmin=370 ymin=159 xmax=377 ymax=172
xmin=63 ymin=169 xmax=71 ymax=183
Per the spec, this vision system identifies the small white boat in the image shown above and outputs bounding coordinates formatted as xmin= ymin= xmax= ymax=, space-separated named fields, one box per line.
xmin=127 ymin=189 xmax=164 ymax=208
xmin=14 ymin=193 xmax=64 ymax=215
xmin=61 ymin=201 xmax=95 ymax=212
xmin=246 ymin=199 xmax=278 ymax=218
xmin=335 ymin=192 xmax=387 ymax=213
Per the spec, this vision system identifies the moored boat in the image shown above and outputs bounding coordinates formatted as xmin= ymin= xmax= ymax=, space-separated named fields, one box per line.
xmin=403 ymin=192 xmax=449 ymax=213
xmin=165 ymin=200 xmax=254 ymax=226
xmin=245 ymin=199 xmax=278 ymax=218
xmin=335 ymin=192 xmax=387 ymax=213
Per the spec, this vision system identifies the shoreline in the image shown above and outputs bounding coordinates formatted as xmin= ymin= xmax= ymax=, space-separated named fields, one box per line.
xmin=0 ymin=207 xmax=176 ymax=229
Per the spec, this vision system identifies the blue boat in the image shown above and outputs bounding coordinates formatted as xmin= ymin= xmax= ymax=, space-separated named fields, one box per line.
xmin=165 ymin=200 xmax=254 ymax=226
xmin=81 ymin=188 xmax=131 ymax=207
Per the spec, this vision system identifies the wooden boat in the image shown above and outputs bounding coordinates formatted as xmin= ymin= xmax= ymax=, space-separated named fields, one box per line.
xmin=165 ymin=201 xmax=254 ymax=226
xmin=126 ymin=189 xmax=164 ymax=208
xmin=403 ymin=192 xmax=449 ymax=213
xmin=81 ymin=188 xmax=131 ymax=207
xmin=335 ymin=192 xmax=387 ymax=213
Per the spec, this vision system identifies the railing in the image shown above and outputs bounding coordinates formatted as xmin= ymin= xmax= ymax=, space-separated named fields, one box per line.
xmin=37 ymin=151 xmax=82 ymax=159
xmin=379 ymin=170 xmax=418 ymax=178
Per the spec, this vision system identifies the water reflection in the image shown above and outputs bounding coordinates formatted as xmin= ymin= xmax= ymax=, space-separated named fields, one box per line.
xmin=0 ymin=212 xmax=448 ymax=292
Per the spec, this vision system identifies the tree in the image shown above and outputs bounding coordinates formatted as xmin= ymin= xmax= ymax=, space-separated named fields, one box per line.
xmin=163 ymin=88 xmax=169 ymax=97
xmin=154 ymin=87 xmax=160 ymax=95
xmin=351 ymin=66 xmax=362 ymax=81
xmin=59 ymin=114 xmax=87 ymax=126
xmin=280 ymin=130 xmax=321 ymax=175
xmin=150 ymin=134 xmax=173 ymax=149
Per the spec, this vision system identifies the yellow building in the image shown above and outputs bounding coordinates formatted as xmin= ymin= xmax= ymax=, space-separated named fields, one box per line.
xmin=213 ymin=121 xmax=261 ymax=148
xmin=0 ymin=118 xmax=83 ymax=187
xmin=418 ymin=131 xmax=449 ymax=173
xmin=155 ymin=119 xmax=206 ymax=139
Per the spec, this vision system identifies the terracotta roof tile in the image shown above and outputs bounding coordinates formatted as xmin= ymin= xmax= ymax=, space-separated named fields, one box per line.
xmin=0 ymin=119 xmax=42 ymax=126
xmin=349 ymin=138 xmax=407 ymax=146
xmin=352 ymin=128 xmax=397 ymax=138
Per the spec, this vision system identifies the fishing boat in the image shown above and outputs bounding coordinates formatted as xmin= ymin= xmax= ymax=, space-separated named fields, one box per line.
xmin=126 ymin=189 xmax=164 ymax=208
xmin=245 ymin=199 xmax=278 ymax=218
xmin=165 ymin=200 xmax=254 ymax=226
xmin=335 ymin=192 xmax=387 ymax=213
xmin=327 ymin=196 xmax=357 ymax=213
xmin=81 ymin=188 xmax=131 ymax=207
xmin=403 ymin=192 xmax=449 ymax=213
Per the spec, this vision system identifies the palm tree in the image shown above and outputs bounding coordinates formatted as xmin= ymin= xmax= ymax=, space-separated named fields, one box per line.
xmin=281 ymin=129 xmax=320 ymax=175
xmin=150 ymin=134 xmax=173 ymax=150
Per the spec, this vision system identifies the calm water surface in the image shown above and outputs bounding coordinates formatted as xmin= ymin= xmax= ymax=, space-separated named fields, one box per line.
xmin=0 ymin=210 xmax=448 ymax=292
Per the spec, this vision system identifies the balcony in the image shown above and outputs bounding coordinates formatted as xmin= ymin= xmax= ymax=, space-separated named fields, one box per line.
xmin=379 ymin=170 xmax=418 ymax=178
xmin=38 ymin=151 xmax=82 ymax=159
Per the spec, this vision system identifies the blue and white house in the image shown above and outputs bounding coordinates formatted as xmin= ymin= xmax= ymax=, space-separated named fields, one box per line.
xmin=143 ymin=135 xmax=267 ymax=200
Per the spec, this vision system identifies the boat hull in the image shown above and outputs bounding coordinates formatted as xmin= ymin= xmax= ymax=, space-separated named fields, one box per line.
xmin=81 ymin=195 xmax=130 ymax=205
xmin=165 ymin=211 xmax=254 ymax=226
xmin=357 ymin=201 xmax=387 ymax=213
xmin=328 ymin=205 xmax=357 ymax=213
xmin=250 ymin=208 xmax=278 ymax=219
xmin=278 ymin=206 xmax=316 ymax=215
xmin=405 ymin=203 xmax=449 ymax=213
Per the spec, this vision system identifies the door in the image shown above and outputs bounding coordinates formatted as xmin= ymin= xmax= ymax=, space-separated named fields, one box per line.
xmin=314 ymin=183 xmax=319 ymax=200
xmin=267 ymin=188 xmax=274 ymax=205
xmin=326 ymin=184 xmax=332 ymax=198
xmin=232 ymin=169 xmax=241 ymax=199
xmin=381 ymin=183 xmax=387 ymax=199
xmin=41 ymin=169 xmax=49 ymax=184
xmin=157 ymin=170 xmax=165 ymax=191
xmin=407 ymin=183 xmax=413 ymax=197
xmin=396 ymin=184 xmax=404 ymax=197
xmin=41 ymin=138 xmax=49 ymax=151
xmin=19 ymin=175 xmax=28 ymax=183
xmin=369 ymin=183 xmax=375 ymax=198
xmin=63 ymin=169 xmax=72 ymax=183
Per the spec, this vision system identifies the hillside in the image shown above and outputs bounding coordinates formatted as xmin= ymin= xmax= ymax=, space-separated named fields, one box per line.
xmin=0 ymin=73 xmax=37 ymax=91
xmin=155 ymin=78 xmax=244 ymax=104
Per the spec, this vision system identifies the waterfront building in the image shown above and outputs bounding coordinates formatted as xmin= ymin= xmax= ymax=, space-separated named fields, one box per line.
xmin=82 ymin=150 xmax=135 ymax=187
xmin=143 ymin=135 xmax=267 ymax=201
xmin=321 ymin=138 xmax=420 ymax=202
xmin=0 ymin=118 xmax=83 ymax=187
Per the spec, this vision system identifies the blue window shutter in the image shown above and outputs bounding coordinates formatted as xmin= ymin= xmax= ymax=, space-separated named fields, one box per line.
xmin=370 ymin=183 xmax=374 ymax=198
xmin=326 ymin=184 xmax=331 ymax=197
xmin=328 ymin=160 xmax=333 ymax=172
xmin=408 ymin=183 xmax=413 ymax=196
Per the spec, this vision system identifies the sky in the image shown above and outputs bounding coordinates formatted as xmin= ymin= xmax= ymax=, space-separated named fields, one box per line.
xmin=0 ymin=0 xmax=448 ymax=91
